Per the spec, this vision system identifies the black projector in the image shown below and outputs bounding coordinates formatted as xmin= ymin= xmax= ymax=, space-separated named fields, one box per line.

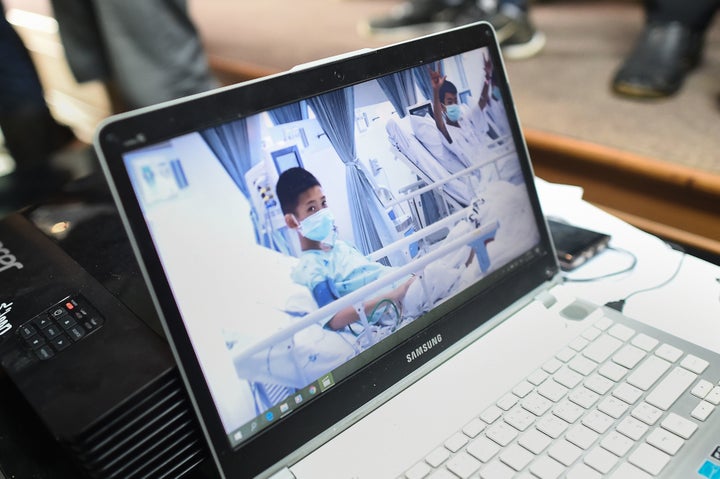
xmin=0 ymin=201 xmax=209 ymax=478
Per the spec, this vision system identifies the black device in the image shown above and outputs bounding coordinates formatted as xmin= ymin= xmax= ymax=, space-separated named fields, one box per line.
xmin=547 ymin=218 xmax=611 ymax=271
xmin=0 ymin=201 xmax=209 ymax=479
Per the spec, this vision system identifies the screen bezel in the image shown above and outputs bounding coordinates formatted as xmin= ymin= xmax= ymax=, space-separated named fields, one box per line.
xmin=95 ymin=22 xmax=558 ymax=478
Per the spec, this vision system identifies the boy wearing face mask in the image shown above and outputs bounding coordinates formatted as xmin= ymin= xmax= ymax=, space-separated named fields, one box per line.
xmin=276 ymin=167 xmax=416 ymax=331
xmin=428 ymin=65 xmax=502 ymax=166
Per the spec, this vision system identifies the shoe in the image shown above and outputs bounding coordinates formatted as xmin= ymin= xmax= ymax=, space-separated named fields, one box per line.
xmin=454 ymin=3 xmax=546 ymax=59
xmin=360 ymin=0 xmax=471 ymax=36
xmin=611 ymin=22 xmax=703 ymax=99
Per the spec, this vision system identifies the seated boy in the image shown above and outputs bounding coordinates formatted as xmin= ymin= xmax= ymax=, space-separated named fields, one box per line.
xmin=276 ymin=167 xmax=416 ymax=331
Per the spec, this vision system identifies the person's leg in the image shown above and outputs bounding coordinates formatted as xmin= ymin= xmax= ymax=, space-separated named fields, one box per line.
xmin=612 ymin=0 xmax=720 ymax=98
xmin=0 ymin=3 xmax=75 ymax=170
xmin=361 ymin=0 xmax=473 ymax=36
xmin=52 ymin=0 xmax=217 ymax=111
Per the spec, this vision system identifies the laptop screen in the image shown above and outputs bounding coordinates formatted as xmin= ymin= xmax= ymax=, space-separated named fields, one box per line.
xmin=97 ymin=22 xmax=557 ymax=477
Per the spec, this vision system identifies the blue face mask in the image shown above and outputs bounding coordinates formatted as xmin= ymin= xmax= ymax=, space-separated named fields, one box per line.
xmin=299 ymin=208 xmax=335 ymax=242
xmin=445 ymin=104 xmax=462 ymax=122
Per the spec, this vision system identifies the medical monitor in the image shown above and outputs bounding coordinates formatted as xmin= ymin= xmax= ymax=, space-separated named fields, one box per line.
xmin=271 ymin=144 xmax=304 ymax=174
xmin=95 ymin=22 xmax=555 ymax=478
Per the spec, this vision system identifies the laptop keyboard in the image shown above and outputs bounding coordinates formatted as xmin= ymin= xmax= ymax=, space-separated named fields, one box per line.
xmin=402 ymin=312 xmax=719 ymax=479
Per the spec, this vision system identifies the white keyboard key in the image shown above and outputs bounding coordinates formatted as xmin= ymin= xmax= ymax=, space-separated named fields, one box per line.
xmin=598 ymin=396 xmax=630 ymax=419
xmin=478 ymin=459 xmax=515 ymax=479
xmin=632 ymin=402 xmax=663 ymax=425
xmin=583 ymin=334 xmax=622 ymax=363
xmin=706 ymin=386 xmax=720 ymax=405
xmin=612 ymin=382 xmax=643 ymax=405
xmin=598 ymin=362 xmax=628 ymax=382
xmin=529 ymin=455 xmax=565 ymax=479
xmin=512 ymin=380 xmax=534 ymax=398
xmin=444 ymin=432 xmax=469 ymax=452
xmin=496 ymin=393 xmax=519 ymax=411
xmin=568 ymin=387 xmax=600 ymax=409
xmin=527 ymin=369 xmax=549 ymax=386
xmin=616 ymin=416 xmax=649 ymax=441
xmin=680 ymin=354 xmax=709 ymax=374
xmin=536 ymin=415 xmax=569 ymax=439
xmin=480 ymin=405 xmax=503 ymax=424
xmin=463 ymin=418 xmax=487 ymax=438
xmin=405 ymin=461 xmax=431 ymax=479
xmin=582 ymin=410 xmax=614 ymax=434
xmin=446 ymin=451 xmax=481 ymax=479
xmin=427 ymin=469 xmax=456 ymax=479
xmin=425 ymin=447 xmax=450 ymax=467
xmin=631 ymin=333 xmax=659 ymax=352
xmin=542 ymin=357 xmax=563 ymax=374
xmin=568 ymin=336 xmax=589 ymax=352
xmin=522 ymin=392 xmax=553 ymax=416
xmin=645 ymin=366 xmax=696 ymax=410
xmin=691 ymin=400 xmax=714 ymax=421
xmin=581 ymin=326 xmax=602 ymax=341
xmin=628 ymin=443 xmax=670 ymax=475
xmin=655 ymin=343 xmax=683 ymax=363
xmin=467 ymin=436 xmax=500 ymax=463
xmin=537 ymin=379 xmax=568 ymax=402
xmin=567 ymin=463 xmax=602 ymax=479
xmin=585 ymin=373 xmax=613 ymax=395
xmin=518 ymin=429 xmax=552 ymax=454
xmin=608 ymin=462 xmax=653 ymax=479
xmin=486 ymin=422 xmax=518 ymax=447
xmin=548 ymin=439 xmax=583 ymax=466
xmin=556 ymin=347 xmax=576 ymax=363
xmin=594 ymin=317 xmax=613 ymax=330
xmin=568 ymin=355 xmax=597 ymax=376
xmin=612 ymin=344 xmax=646 ymax=369
xmin=553 ymin=367 xmax=583 ymax=389
xmin=608 ymin=323 xmax=635 ymax=341
xmin=600 ymin=431 xmax=634 ymax=456
xmin=626 ymin=355 xmax=670 ymax=391
xmin=661 ymin=412 xmax=698 ymax=439
xmin=566 ymin=424 xmax=598 ymax=449
xmin=691 ymin=379 xmax=714 ymax=399
xmin=646 ymin=427 xmax=684 ymax=455
xmin=499 ymin=444 xmax=533 ymax=471
xmin=504 ymin=407 xmax=535 ymax=432
xmin=584 ymin=446 xmax=619 ymax=474
xmin=553 ymin=399 xmax=584 ymax=423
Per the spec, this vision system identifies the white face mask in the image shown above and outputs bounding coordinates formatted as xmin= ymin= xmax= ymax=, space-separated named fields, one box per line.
xmin=298 ymin=208 xmax=336 ymax=242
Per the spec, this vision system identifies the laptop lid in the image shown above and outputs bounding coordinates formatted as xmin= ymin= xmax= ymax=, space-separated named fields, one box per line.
xmin=95 ymin=22 xmax=558 ymax=478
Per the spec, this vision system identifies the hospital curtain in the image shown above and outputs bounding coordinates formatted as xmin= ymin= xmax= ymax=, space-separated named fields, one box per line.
xmin=307 ymin=88 xmax=399 ymax=260
xmin=269 ymin=101 xmax=308 ymax=125
xmin=199 ymin=118 xmax=270 ymax=249
xmin=377 ymin=69 xmax=417 ymax=118
xmin=413 ymin=61 xmax=443 ymax=101
xmin=199 ymin=118 xmax=252 ymax=198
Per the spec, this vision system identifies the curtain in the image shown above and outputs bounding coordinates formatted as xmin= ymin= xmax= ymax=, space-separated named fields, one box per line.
xmin=268 ymin=101 xmax=308 ymax=125
xmin=376 ymin=69 xmax=417 ymax=118
xmin=413 ymin=60 xmax=443 ymax=101
xmin=199 ymin=118 xmax=252 ymax=198
xmin=307 ymin=88 xmax=399 ymax=260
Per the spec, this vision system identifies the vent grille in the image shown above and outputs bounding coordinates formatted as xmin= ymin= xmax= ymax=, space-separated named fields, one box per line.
xmin=66 ymin=369 xmax=207 ymax=479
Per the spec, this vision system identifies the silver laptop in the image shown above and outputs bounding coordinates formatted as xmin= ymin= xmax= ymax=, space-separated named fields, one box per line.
xmin=95 ymin=22 xmax=720 ymax=478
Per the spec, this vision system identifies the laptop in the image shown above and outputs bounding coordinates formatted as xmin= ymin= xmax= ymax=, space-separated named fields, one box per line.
xmin=94 ymin=22 xmax=720 ymax=478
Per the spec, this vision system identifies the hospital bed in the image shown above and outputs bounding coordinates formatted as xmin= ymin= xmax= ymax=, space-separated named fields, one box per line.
xmin=227 ymin=205 xmax=499 ymax=412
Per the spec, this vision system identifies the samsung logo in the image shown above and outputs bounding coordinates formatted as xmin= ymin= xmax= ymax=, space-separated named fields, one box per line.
xmin=0 ymin=240 xmax=23 ymax=273
xmin=406 ymin=334 xmax=443 ymax=363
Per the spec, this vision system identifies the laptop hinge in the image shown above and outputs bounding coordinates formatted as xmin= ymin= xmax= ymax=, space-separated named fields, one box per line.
xmin=268 ymin=467 xmax=296 ymax=479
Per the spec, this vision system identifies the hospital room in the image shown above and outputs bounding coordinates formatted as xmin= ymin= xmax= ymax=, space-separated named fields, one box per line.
xmin=121 ymin=45 xmax=542 ymax=437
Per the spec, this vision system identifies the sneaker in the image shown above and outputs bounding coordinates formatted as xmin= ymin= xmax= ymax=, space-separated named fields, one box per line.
xmin=360 ymin=0 xmax=472 ymax=37
xmin=454 ymin=3 xmax=546 ymax=60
